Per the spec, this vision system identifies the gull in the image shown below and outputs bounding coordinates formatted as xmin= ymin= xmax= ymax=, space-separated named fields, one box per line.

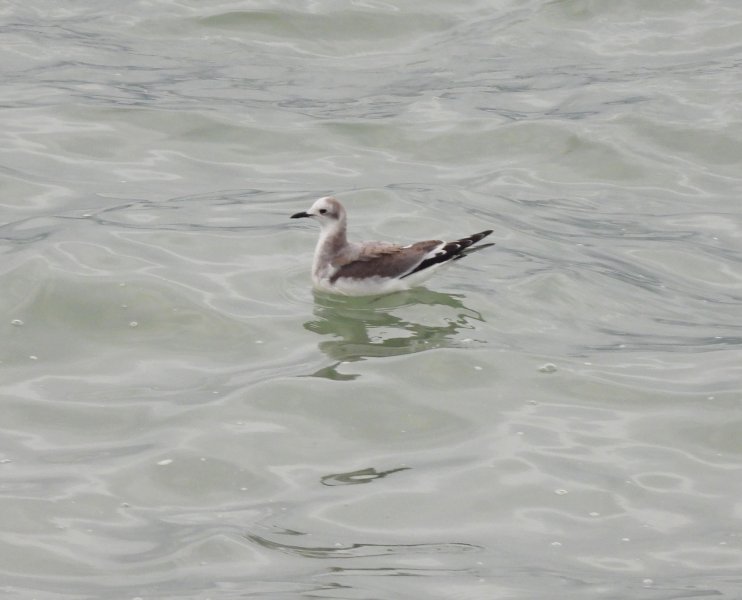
xmin=291 ymin=196 xmax=493 ymax=296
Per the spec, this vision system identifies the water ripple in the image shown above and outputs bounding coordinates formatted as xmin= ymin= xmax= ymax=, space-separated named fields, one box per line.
xmin=3 ymin=1 xmax=742 ymax=598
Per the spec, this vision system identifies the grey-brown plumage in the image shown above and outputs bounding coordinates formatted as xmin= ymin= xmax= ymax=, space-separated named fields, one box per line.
xmin=290 ymin=196 xmax=493 ymax=295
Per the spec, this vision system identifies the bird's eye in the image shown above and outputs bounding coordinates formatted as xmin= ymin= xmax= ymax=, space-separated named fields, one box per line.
xmin=319 ymin=209 xmax=327 ymax=215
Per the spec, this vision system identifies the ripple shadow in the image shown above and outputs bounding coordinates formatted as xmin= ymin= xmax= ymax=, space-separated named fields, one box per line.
xmin=244 ymin=529 xmax=481 ymax=559
xmin=320 ymin=466 xmax=410 ymax=487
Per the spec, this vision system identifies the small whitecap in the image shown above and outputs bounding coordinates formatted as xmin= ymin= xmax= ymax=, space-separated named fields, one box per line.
xmin=538 ymin=363 xmax=557 ymax=373
xmin=550 ymin=541 xmax=562 ymax=547
xmin=554 ymin=489 xmax=568 ymax=495
xmin=589 ymin=511 xmax=600 ymax=517
xmin=29 ymin=355 xmax=38 ymax=360
xmin=474 ymin=365 xmax=483 ymax=371
xmin=129 ymin=321 xmax=138 ymax=328
xmin=157 ymin=459 xmax=173 ymax=466
xmin=642 ymin=579 xmax=653 ymax=586
xmin=11 ymin=319 xmax=24 ymax=327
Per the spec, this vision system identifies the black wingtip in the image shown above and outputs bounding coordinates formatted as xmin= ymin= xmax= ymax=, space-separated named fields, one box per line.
xmin=455 ymin=241 xmax=495 ymax=260
xmin=471 ymin=230 xmax=493 ymax=242
xmin=401 ymin=229 xmax=494 ymax=278
xmin=460 ymin=230 xmax=494 ymax=247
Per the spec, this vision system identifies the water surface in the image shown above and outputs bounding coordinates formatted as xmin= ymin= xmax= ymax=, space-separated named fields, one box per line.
xmin=2 ymin=1 xmax=742 ymax=598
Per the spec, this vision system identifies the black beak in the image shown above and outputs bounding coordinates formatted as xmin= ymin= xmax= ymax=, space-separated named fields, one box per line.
xmin=291 ymin=211 xmax=311 ymax=219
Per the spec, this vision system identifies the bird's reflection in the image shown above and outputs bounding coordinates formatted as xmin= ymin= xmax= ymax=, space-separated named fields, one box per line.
xmin=303 ymin=287 xmax=485 ymax=380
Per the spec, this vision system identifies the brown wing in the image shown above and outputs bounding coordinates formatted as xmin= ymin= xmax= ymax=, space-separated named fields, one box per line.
xmin=330 ymin=240 xmax=442 ymax=283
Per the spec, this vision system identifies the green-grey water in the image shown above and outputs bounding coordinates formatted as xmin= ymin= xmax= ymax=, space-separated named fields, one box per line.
xmin=2 ymin=1 xmax=742 ymax=598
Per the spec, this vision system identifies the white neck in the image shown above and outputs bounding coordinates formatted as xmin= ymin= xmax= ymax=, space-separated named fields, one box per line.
xmin=312 ymin=218 xmax=348 ymax=278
